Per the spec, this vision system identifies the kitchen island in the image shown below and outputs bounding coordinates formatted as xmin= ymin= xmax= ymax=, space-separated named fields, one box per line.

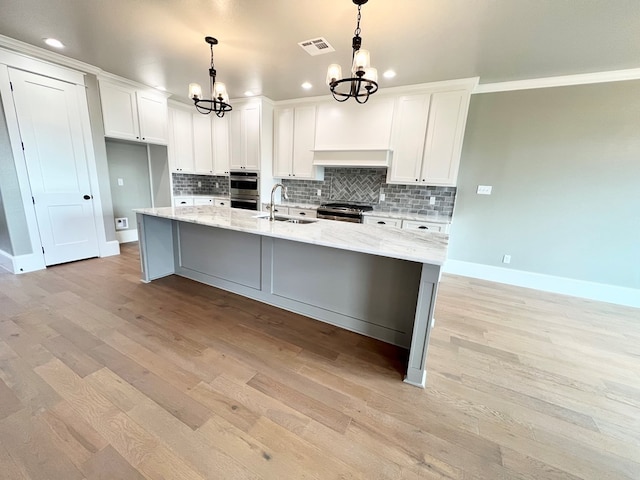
xmin=135 ymin=205 xmax=448 ymax=387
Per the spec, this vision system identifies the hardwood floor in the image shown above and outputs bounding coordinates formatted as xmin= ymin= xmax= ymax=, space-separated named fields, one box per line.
xmin=0 ymin=243 xmax=638 ymax=479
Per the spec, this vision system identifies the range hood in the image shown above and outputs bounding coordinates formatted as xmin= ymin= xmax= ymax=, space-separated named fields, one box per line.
xmin=312 ymin=149 xmax=391 ymax=167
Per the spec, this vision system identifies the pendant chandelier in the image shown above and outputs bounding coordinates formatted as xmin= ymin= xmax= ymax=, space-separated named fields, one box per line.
xmin=188 ymin=36 xmax=232 ymax=118
xmin=326 ymin=0 xmax=378 ymax=104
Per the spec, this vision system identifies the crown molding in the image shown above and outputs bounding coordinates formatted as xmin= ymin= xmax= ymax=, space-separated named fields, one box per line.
xmin=0 ymin=33 xmax=101 ymax=75
xmin=474 ymin=68 xmax=640 ymax=94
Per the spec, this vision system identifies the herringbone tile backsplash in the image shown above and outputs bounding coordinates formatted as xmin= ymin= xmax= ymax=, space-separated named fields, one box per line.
xmin=282 ymin=168 xmax=456 ymax=217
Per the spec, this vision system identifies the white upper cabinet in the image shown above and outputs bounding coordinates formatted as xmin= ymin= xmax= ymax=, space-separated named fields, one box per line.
xmin=230 ymin=102 xmax=261 ymax=170
xmin=421 ymin=90 xmax=468 ymax=186
xmin=99 ymin=79 xmax=168 ymax=144
xmin=273 ymin=105 xmax=322 ymax=180
xmin=167 ymin=103 xmax=230 ymax=175
xmin=192 ymin=114 xmax=213 ymax=174
xmin=388 ymin=94 xmax=431 ymax=184
xmin=212 ymin=116 xmax=230 ymax=175
xmin=168 ymin=107 xmax=194 ymax=173
xmin=314 ymin=97 xmax=395 ymax=150
xmin=387 ymin=85 xmax=473 ymax=186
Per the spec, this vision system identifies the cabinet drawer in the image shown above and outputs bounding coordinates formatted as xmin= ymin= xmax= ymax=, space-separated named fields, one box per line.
xmin=363 ymin=216 xmax=402 ymax=227
xmin=262 ymin=204 xmax=289 ymax=215
xmin=214 ymin=198 xmax=229 ymax=207
xmin=402 ymin=220 xmax=445 ymax=233
xmin=288 ymin=207 xmax=317 ymax=218
xmin=174 ymin=196 xmax=194 ymax=206
xmin=193 ymin=197 xmax=214 ymax=205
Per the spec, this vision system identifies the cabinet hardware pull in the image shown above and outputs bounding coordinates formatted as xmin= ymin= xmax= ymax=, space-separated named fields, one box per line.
xmin=418 ymin=226 xmax=428 ymax=230
xmin=299 ymin=212 xmax=306 ymax=216
xmin=83 ymin=194 xmax=91 ymax=200
xmin=377 ymin=221 xmax=386 ymax=225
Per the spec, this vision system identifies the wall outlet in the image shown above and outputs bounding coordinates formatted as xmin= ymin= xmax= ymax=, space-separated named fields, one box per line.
xmin=477 ymin=185 xmax=493 ymax=195
xmin=317 ymin=189 xmax=322 ymax=196
xmin=197 ymin=181 xmax=202 ymax=188
xmin=379 ymin=193 xmax=385 ymax=202
xmin=117 ymin=178 xmax=124 ymax=186
xmin=502 ymin=254 xmax=511 ymax=264
xmin=215 ymin=182 xmax=219 ymax=188
xmin=429 ymin=196 xmax=436 ymax=205
xmin=115 ymin=217 xmax=129 ymax=230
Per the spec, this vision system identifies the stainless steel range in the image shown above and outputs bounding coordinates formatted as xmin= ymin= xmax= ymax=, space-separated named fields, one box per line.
xmin=316 ymin=202 xmax=373 ymax=223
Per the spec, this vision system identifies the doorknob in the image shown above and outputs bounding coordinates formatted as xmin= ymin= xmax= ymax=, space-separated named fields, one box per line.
xmin=83 ymin=194 xmax=92 ymax=200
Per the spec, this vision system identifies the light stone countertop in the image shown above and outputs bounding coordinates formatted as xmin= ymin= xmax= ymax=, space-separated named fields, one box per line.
xmin=135 ymin=205 xmax=448 ymax=265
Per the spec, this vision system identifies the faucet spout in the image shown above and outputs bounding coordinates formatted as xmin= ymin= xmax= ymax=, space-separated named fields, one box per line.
xmin=269 ymin=183 xmax=288 ymax=221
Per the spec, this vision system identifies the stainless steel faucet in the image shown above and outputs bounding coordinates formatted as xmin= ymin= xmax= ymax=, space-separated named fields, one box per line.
xmin=269 ymin=183 xmax=288 ymax=221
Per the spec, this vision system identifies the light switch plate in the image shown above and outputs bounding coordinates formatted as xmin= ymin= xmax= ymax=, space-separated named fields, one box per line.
xmin=429 ymin=196 xmax=436 ymax=205
xmin=477 ymin=185 xmax=492 ymax=195
xmin=379 ymin=193 xmax=385 ymax=201
xmin=117 ymin=178 xmax=124 ymax=186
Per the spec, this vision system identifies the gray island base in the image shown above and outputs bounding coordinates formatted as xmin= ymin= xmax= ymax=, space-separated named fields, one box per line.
xmin=135 ymin=206 xmax=448 ymax=388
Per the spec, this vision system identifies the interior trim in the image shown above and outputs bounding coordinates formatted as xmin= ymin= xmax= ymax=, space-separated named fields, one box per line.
xmin=473 ymin=68 xmax=640 ymax=94
xmin=443 ymin=259 xmax=640 ymax=309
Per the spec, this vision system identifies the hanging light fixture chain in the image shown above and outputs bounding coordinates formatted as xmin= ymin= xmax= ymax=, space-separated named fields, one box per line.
xmin=354 ymin=4 xmax=362 ymax=37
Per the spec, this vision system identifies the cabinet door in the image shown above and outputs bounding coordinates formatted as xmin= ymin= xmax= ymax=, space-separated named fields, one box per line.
xmin=168 ymin=108 xmax=194 ymax=173
xmin=273 ymin=108 xmax=294 ymax=177
xmin=228 ymin=110 xmax=243 ymax=170
xmin=292 ymin=105 xmax=317 ymax=178
xmin=100 ymin=82 xmax=140 ymax=141
xmin=421 ymin=90 xmax=469 ymax=186
xmin=136 ymin=91 xmax=168 ymax=144
xmin=387 ymin=94 xmax=431 ymax=184
xmin=401 ymin=220 xmax=444 ymax=232
xmin=243 ymin=104 xmax=261 ymax=170
xmin=212 ymin=116 xmax=230 ymax=175
xmin=363 ymin=216 xmax=402 ymax=227
xmin=288 ymin=207 xmax=317 ymax=218
xmin=193 ymin=114 xmax=213 ymax=174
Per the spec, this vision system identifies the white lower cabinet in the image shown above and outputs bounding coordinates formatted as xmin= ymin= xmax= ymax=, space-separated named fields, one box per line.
xmin=174 ymin=196 xmax=194 ymax=206
xmin=402 ymin=220 xmax=448 ymax=233
xmin=288 ymin=207 xmax=317 ymax=218
xmin=193 ymin=197 xmax=214 ymax=205
xmin=363 ymin=216 xmax=402 ymax=227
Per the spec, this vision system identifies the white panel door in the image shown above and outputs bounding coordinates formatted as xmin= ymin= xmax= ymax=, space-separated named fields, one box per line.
xmin=168 ymin=107 xmax=194 ymax=172
xmin=9 ymin=69 xmax=99 ymax=266
xmin=243 ymin=104 xmax=261 ymax=171
xmin=292 ymin=105 xmax=317 ymax=178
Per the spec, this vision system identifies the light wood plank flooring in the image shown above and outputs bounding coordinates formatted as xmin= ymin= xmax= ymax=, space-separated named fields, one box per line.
xmin=0 ymin=243 xmax=638 ymax=479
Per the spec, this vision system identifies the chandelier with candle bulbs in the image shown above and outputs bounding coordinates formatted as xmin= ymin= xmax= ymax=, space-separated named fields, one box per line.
xmin=188 ymin=36 xmax=232 ymax=117
xmin=326 ymin=0 xmax=378 ymax=104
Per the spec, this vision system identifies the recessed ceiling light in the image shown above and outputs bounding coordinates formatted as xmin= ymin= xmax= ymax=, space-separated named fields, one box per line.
xmin=301 ymin=82 xmax=313 ymax=90
xmin=383 ymin=70 xmax=396 ymax=79
xmin=43 ymin=38 xmax=64 ymax=49
xmin=244 ymin=90 xmax=255 ymax=97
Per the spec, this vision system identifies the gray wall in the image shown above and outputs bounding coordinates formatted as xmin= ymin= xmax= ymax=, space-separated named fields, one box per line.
xmin=0 ymin=92 xmax=31 ymax=256
xmin=85 ymin=74 xmax=117 ymax=242
xmin=149 ymin=145 xmax=171 ymax=208
xmin=449 ymin=80 xmax=640 ymax=290
xmin=106 ymin=139 xmax=152 ymax=232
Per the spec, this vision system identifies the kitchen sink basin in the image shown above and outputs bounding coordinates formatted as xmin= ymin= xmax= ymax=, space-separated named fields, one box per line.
xmin=256 ymin=214 xmax=317 ymax=224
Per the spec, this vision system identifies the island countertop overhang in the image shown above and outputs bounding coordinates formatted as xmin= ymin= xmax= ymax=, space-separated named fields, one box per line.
xmin=134 ymin=205 xmax=448 ymax=265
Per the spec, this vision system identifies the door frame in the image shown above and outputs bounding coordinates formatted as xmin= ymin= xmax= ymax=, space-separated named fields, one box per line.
xmin=0 ymin=51 xmax=119 ymax=273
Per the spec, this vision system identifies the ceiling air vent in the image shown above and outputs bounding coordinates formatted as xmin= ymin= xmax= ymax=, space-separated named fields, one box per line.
xmin=298 ymin=37 xmax=335 ymax=56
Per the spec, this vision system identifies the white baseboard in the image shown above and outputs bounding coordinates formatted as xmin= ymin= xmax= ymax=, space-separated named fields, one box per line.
xmin=443 ymin=260 xmax=640 ymax=309
xmin=116 ymin=229 xmax=138 ymax=244
xmin=0 ymin=249 xmax=46 ymax=274
xmin=100 ymin=240 xmax=121 ymax=257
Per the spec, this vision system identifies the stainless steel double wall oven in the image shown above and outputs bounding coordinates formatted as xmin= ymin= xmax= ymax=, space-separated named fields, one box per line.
xmin=229 ymin=171 xmax=259 ymax=210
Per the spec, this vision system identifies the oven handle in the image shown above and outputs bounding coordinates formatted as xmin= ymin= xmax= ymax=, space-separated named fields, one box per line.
xmin=230 ymin=177 xmax=258 ymax=183
xmin=231 ymin=198 xmax=258 ymax=204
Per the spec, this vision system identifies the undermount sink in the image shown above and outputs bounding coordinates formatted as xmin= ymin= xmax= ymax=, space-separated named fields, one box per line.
xmin=256 ymin=214 xmax=318 ymax=224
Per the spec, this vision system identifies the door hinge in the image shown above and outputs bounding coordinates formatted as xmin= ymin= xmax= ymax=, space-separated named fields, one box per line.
xmin=42 ymin=246 xmax=45 ymax=254
xmin=21 ymin=142 xmax=24 ymax=151
xmin=9 ymin=81 xmax=13 ymax=92
xmin=32 ymin=196 xmax=35 ymax=205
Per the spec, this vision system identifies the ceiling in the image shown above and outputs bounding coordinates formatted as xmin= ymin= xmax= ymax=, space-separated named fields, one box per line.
xmin=1 ymin=0 xmax=639 ymax=101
